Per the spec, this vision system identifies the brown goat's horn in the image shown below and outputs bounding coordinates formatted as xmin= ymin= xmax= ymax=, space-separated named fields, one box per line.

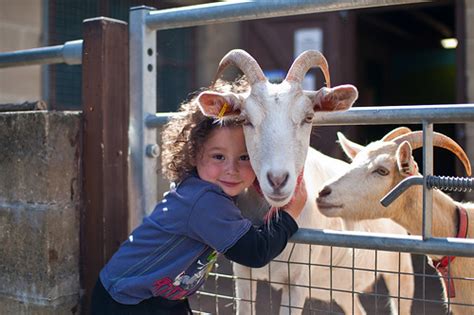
xmin=382 ymin=127 xmax=412 ymax=141
xmin=285 ymin=50 xmax=330 ymax=88
xmin=212 ymin=49 xmax=266 ymax=86
xmin=393 ymin=131 xmax=472 ymax=176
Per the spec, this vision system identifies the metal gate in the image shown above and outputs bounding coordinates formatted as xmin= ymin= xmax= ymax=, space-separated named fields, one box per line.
xmin=1 ymin=1 xmax=473 ymax=314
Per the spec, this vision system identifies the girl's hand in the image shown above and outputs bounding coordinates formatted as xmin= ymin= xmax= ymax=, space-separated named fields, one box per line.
xmin=283 ymin=179 xmax=307 ymax=220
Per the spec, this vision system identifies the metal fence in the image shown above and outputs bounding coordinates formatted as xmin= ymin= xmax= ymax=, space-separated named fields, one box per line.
xmin=132 ymin=0 xmax=474 ymax=258
xmin=132 ymin=1 xmax=474 ymax=314
xmin=1 ymin=0 xmax=473 ymax=314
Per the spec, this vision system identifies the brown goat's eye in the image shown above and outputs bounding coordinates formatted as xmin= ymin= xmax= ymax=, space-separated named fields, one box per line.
xmin=374 ymin=167 xmax=389 ymax=176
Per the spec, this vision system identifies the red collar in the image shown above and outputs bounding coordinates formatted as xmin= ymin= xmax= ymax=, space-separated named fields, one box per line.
xmin=431 ymin=205 xmax=469 ymax=298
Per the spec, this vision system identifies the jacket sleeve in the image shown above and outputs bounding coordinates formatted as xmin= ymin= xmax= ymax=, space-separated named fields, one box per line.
xmin=223 ymin=211 xmax=299 ymax=268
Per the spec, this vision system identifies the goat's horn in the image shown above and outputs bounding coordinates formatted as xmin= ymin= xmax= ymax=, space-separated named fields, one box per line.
xmin=393 ymin=131 xmax=472 ymax=176
xmin=285 ymin=50 xmax=331 ymax=88
xmin=212 ymin=49 xmax=266 ymax=86
xmin=382 ymin=127 xmax=412 ymax=141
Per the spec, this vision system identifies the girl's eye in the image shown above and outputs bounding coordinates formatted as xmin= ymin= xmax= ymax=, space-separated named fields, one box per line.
xmin=373 ymin=167 xmax=389 ymax=176
xmin=212 ymin=154 xmax=225 ymax=161
xmin=240 ymin=154 xmax=250 ymax=161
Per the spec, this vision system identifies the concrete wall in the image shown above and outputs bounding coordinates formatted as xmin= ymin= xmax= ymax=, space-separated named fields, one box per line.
xmin=0 ymin=0 xmax=43 ymax=103
xmin=0 ymin=111 xmax=82 ymax=314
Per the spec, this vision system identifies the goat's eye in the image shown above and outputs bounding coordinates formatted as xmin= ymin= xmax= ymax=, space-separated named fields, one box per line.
xmin=373 ymin=167 xmax=389 ymax=176
xmin=302 ymin=114 xmax=314 ymax=125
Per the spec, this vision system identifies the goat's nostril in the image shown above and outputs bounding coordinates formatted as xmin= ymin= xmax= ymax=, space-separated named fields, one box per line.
xmin=267 ymin=172 xmax=290 ymax=189
xmin=319 ymin=186 xmax=331 ymax=197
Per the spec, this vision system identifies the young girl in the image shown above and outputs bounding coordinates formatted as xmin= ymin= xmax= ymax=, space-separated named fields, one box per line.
xmin=90 ymin=81 xmax=307 ymax=315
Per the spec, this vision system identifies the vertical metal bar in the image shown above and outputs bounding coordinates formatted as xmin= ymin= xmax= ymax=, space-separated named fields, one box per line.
xmin=129 ymin=6 xmax=158 ymax=231
xmin=374 ymin=249 xmax=378 ymax=314
xmin=329 ymin=246 xmax=333 ymax=313
xmin=422 ymin=121 xmax=434 ymax=239
xmin=351 ymin=247 xmax=355 ymax=315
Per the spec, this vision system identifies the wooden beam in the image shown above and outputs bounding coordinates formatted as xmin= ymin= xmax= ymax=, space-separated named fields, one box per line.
xmin=81 ymin=17 xmax=129 ymax=314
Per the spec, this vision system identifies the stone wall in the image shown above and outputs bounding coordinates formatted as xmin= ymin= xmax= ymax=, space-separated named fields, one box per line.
xmin=0 ymin=111 xmax=82 ymax=314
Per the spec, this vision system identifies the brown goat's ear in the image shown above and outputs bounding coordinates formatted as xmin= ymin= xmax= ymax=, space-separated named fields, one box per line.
xmin=396 ymin=141 xmax=418 ymax=176
xmin=337 ymin=131 xmax=363 ymax=160
xmin=307 ymin=85 xmax=358 ymax=112
xmin=196 ymin=91 xmax=242 ymax=118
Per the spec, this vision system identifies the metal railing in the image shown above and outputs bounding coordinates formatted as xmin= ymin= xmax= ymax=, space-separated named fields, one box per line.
xmin=147 ymin=105 xmax=474 ymax=257
xmin=1 ymin=0 xmax=471 ymax=256
xmin=128 ymin=0 xmax=474 ymax=258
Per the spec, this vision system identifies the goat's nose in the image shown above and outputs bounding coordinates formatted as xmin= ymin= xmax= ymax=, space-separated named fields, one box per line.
xmin=318 ymin=186 xmax=331 ymax=198
xmin=267 ymin=171 xmax=289 ymax=190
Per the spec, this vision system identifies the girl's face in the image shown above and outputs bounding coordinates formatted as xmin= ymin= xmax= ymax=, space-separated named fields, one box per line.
xmin=195 ymin=126 xmax=256 ymax=197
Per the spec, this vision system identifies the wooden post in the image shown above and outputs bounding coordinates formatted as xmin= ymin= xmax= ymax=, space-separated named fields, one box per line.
xmin=81 ymin=17 xmax=129 ymax=314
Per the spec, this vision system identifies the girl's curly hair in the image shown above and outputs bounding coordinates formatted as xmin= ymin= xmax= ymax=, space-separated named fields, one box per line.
xmin=161 ymin=77 xmax=250 ymax=183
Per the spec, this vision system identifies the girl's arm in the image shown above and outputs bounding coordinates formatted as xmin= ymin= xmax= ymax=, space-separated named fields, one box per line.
xmin=224 ymin=180 xmax=307 ymax=268
xmin=223 ymin=211 xmax=298 ymax=268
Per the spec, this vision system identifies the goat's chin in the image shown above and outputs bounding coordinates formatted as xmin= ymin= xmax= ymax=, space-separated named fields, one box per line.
xmin=316 ymin=201 xmax=344 ymax=218
xmin=264 ymin=194 xmax=293 ymax=208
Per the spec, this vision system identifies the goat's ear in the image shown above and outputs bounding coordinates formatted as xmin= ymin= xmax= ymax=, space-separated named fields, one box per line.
xmin=396 ymin=141 xmax=418 ymax=176
xmin=306 ymin=85 xmax=358 ymax=112
xmin=337 ymin=131 xmax=363 ymax=160
xmin=196 ymin=91 xmax=242 ymax=118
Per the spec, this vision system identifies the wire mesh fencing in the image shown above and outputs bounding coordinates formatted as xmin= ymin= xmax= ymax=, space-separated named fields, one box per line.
xmin=190 ymin=244 xmax=473 ymax=314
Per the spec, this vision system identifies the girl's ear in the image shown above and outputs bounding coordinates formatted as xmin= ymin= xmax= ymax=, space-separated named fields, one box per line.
xmin=337 ymin=131 xmax=363 ymax=160
xmin=305 ymin=85 xmax=358 ymax=112
xmin=196 ymin=91 xmax=243 ymax=118
xmin=396 ymin=141 xmax=418 ymax=176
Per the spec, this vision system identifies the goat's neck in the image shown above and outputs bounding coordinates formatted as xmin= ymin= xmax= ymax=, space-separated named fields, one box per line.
xmin=394 ymin=187 xmax=458 ymax=238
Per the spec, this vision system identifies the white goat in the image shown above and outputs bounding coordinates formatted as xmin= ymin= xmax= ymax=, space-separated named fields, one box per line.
xmin=316 ymin=128 xmax=474 ymax=314
xmin=197 ymin=50 xmax=414 ymax=314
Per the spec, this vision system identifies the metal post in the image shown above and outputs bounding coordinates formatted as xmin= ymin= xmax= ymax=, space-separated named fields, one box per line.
xmin=422 ymin=121 xmax=434 ymax=240
xmin=129 ymin=6 xmax=158 ymax=231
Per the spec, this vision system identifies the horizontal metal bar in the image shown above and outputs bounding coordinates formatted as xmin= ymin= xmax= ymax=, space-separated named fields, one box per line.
xmin=145 ymin=104 xmax=474 ymax=129
xmin=0 ymin=40 xmax=82 ymax=68
xmin=146 ymin=0 xmax=430 ymax=31
xmin=291 ymin=228 xmax=474 ymax=257
xmin=145 ymin=113 xmax=171 ymax=128
xmin=382 ymin=175 xmax=474 ymax=207
xmin=314 ymin=104 xmax=474 ymax=125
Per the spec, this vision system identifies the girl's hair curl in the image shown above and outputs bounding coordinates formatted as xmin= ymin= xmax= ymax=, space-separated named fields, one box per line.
xmin=161 ymin=77 xmax=250 ymax=183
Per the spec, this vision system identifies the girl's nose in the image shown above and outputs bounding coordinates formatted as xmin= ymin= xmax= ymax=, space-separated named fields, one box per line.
xmin=226 ymin=159 xmax=239 ymax=173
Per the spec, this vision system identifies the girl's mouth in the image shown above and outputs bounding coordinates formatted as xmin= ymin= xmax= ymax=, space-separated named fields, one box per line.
xmin=219 ymin=180 xmax=241 ymax=187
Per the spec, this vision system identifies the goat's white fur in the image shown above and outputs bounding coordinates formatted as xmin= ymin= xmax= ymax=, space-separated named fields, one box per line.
xmin=197 ymin=50 xmax=414 ymax=314
xmin=317 ymin=129 xmax=474 ymax=314
xmin=235 ymin=148 xmax=414 ymax=315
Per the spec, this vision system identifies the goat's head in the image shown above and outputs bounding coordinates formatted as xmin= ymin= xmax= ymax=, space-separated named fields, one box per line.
xmin=316 ymin=127 xmax=472 ymax=221
xmin=196 ymin=49 xmax=358 ymax=207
